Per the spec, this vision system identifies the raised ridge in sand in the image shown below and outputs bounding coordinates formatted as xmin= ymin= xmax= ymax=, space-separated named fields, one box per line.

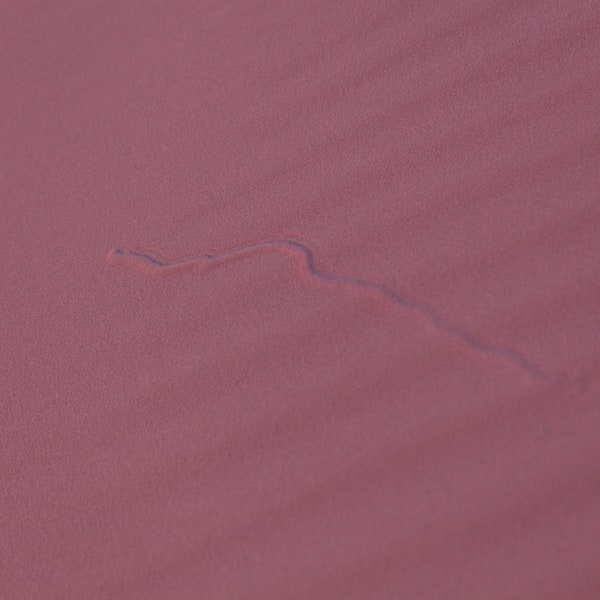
xmin=109 ymin=241 xmax=561 ymax=382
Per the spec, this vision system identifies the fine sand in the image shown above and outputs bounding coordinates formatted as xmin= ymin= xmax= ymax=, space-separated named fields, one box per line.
xmin=2 ymin=1 xmax=600 ymax=598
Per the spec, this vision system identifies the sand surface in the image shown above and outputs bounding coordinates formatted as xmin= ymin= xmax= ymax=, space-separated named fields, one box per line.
xmin=2 ymin=1 xmax=600 ymax=598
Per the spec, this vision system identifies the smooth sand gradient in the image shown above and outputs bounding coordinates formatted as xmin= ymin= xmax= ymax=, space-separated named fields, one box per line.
xmin=2 ymin=1 xmax=600 ymax=598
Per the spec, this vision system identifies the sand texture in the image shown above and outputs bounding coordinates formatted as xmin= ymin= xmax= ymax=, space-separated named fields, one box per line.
xmin=2 ymin=1 xmax=600 ymax=598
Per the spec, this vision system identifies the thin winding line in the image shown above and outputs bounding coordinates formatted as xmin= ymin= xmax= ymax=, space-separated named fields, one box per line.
xmin=108 ymin=240 xmax=561 ymax=383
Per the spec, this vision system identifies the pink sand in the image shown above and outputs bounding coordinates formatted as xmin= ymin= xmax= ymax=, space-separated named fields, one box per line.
xmin=2 ymin=1 xmax=600 ymax=598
